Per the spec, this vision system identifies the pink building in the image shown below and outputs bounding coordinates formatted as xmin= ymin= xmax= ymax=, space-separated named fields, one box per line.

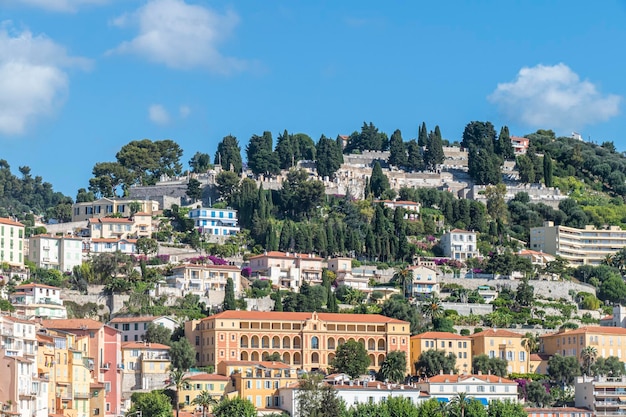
xmin=248 ymin=251 xmax=323 ymax=289
xmin=41 ymin=319 xmax=123 ymax=417
xmin=511 ymin=136 xmax=529 ymax=155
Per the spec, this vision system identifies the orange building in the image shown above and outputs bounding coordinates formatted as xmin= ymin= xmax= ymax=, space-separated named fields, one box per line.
xmin=469 ymin=329 xmax=527 ymax=374
xmin=185 ymin=311 xmax=411 ymax=373
xmin=410 ymin=332 xmax=472 ymax=375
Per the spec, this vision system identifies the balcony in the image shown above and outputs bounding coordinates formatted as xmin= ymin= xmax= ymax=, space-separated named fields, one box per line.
xmin=100 ymin=362 xmax=111 ymax=370
xmin=74 ymin=392 xmax=90 ymax=399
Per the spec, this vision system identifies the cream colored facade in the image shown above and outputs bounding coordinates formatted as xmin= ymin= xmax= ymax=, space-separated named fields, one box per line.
xmin=410 ymin=332 xmax=471 ymax=375
xmin=179 ymin=373 xmax=229 ymax=413
xmin=166 ymin=263 xmax=242 ymax=295
xmin=0 ymin=217 xmax=25 ymax=268
xmin=530 ymin=221 xmax=626 ymax=266
xmin=87 ymin=213 xmax=152 ymax=240
xmin=72 ymin=199 xmax=159 ymax=222
xmin=248 ymin=251 xmax=323 ymax=289
xmin=185 ymin=311 xmax=411 ymax=373
xmin=469 ymin=329 xmax=527 ymax=374
xmin=120 ymin=341 xmax=170 ymax=394
xmin=440 ymin=229 xmax=479 ymax=260
xmin=575 ymin=375 xmax=626 ymax=416
xmin=540 ymin=326 xmax=626 ymax=362
xmin=28 ymin=234 xmax=83 ymax=273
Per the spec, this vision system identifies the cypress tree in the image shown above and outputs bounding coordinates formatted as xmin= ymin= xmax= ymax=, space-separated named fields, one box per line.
xmin=387 ymin=129 xmax=407 ymax=168
xmin=544 ymin=152 xmax=554 ymax=187
xmin=223 ymin=278 xmax=236 ymax=310
xmin=406 ymin=139 xmax=424 ymax=172
xmin=497 ymin=126 xmax=515 ymax=159
xmin=272 ymin=291 xmax=283 ymax=312
xmin=370 ymin=161 xmax=390 ymax=198
xmin=418 ymin=122 xmax=428 ymax=147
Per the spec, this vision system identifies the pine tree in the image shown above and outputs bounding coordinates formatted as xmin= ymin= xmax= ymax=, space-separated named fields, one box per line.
xmin=316 ymin=135 xmax=342 ymax=179
xmin=406 ymin=139 xmax=424 ymax=172
xmin=369 ymin=161 xmax=390 ymax=198
xmin=275 ymin=130 xmax=295 ymax=170
xmin=497 ymin=126 xmax=515 ymax=159
xmin=223 ymin=278 xmax=236 ymax=310
xmin=387 ymin=129 xmax=407 ymax=168
xmin=215 ymin=135 xmax=243 ymax=172
xmin=418 ymin=122 xmax=428 ymax=147
xmin=272 ymin=291 xmax=283 ymax=312
xmin=424 ymin=127 xmax=445 ymax=170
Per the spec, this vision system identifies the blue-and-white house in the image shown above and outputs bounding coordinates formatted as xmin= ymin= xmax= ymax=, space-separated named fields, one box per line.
xmin=188 ymin=207 xmax=240 ymax=236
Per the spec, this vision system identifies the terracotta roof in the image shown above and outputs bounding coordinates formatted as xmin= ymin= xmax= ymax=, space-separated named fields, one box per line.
xmin=89 ymin=217 xmax=133 ymax=224
xmin=15 ymin=283 xmax=61 ymax=290
xmin=109 ymin=316 xmax=158 ymax=324
xmin=334 ymin=383 xmax=424 ymax=392
xmin=186 ymin=373 xmax=230 ymax=381
xmin=427 ymin=374 xmax=516 ymax=384
xmin=122 ymin=342 xmax=170 ymax=350
xmin=172 ymin=263 xmax=241 ymax=271
xmin=0 ymin=217 xmax=24 ymax=227
xmin=37 ymin=334 xmax=55 ymax=343
xmin=525 ymin=407 xmax=591 ymax=413
xmin=219 ymin=360 xmax=291 ymax=369
xmin=542 ymin=326 xmax=626 ymax=337
xmin=248 ymin=251 xmax=323 ymax=261
xmin=204 ymin=311 xmax=408 ymax=325
xmin=530 ymin=353 xmax=551 ymax=361
xmin=448 ymin=228 xmax=475 ymax=234
xmin=411 ymin=331 xmax=469 ymax=340
xmin=91 ymin=238 xmax=137 ymax=243
xmin=469 ymin=329 xmax=524 ymax=338
xmin=41 ymin=318 xmax=103 ymax=331
xmin=30 ymin=234 xmax=81 ymax=240
xmin=601 ymin=315 xmax=614 ymax=320
xmin=134 ymin=212 xmax=151 ymax=216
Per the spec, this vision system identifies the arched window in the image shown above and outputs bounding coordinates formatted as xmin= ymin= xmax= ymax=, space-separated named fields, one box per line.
xmin=311 ymin=336 xmax=319 ymax=349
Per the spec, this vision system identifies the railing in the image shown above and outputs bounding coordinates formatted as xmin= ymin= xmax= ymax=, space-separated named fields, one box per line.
xmin=74 ymin=392 xmax=91 ymax=399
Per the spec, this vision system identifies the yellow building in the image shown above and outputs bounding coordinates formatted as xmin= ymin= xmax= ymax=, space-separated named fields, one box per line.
xmin=36 ymin=334 xmax=56 ymax=415
xmin=179 ymin=373 xmax=230 ymax=413
xmin=186 ymin=311 xmax=411 ymax=373
xmin=469 ymin=329 xmax=527 ymax=374
xmin=540 ymin=326 xmax=626 ymax=362
xmin=216 ymin=360 xmax=299 ymax=411
xmin=70 ymin=348 xmax=92 ymax=417
xmin=410 ymin=332 xmax=471 ymax=375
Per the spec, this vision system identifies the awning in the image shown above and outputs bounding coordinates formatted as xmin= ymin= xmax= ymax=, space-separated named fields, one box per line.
xmin=437 ymin=398 xmax=449 ymax=403
xmin=475 ymin=398 xmax=489 ymax=406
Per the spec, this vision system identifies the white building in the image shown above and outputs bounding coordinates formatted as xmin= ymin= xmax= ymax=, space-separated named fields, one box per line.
xmin=408 ymin=265 xmax=438 ymax=297
xmin=327 ymin=257 xmax=368 ymax=291
xmin=9 ymin=283 xmax=67 ymax=319
xmin=248 ymin=251 xmax=324 ymax=290
xmin=108 ymin=316 xmax=178 ymax=343
xmin=28 ymin=234 xmax=83 ymax=272
xmin=0 ymin=217 xmax=25 ymax=268
xmin=71 ymin=198 xmax=159 ymax=222
xmin=88 ymin=238 xmax=137 ymax=255
xmin=165 ymin=263 xmax=242 ymax=296
xmin=188 ymin=207 xmax=240 ymax=237
xmin=440 ymin=229 xmax=479 ymax=261
xmin=415 ymin=373 xmax=518 ymax=405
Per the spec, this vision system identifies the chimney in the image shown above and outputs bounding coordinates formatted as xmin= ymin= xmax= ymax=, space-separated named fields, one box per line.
xmin=439 ymin=369 xmax=444 ymax=375
xmin=377 ymin=384 xmax=380 ymax=389
xmin=449 ymin=370 xmax=453 ymax=375
xmin=477 ymin=370 xmax=482 ymax=375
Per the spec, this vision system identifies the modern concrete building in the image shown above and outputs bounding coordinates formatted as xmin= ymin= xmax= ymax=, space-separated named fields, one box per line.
xmin=28 ymin=234 xmax=83 ymax=272
xmin=248 ymin=251 xmax=324 ymax=289
xmin=575 ymin=375 xmax=626 ymax=416
xmin=188 ymin=206 xmax=240 ymax=237
xmin=327 ymin=257 xmax=368 ymax=291
xmin=410 ymin=332 xmax=471 ymax=375
xmin=0 ymin=217 xmax=25 ymax=268
xmin=530 ymin=221 xmax=626 ymax=266
xmin=165 ymin=263 xmax=242 ymax=296
xmin=185 ymin=310 xmax=411 ymax=373
xmin=440 ymin=229 xmax=479 ymax=261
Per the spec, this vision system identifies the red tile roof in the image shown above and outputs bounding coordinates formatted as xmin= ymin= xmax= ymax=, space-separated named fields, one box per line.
xmin=0 ymin=217 xmax=24 ymax=227
xmin=248 ymin=251 xmax=323 ymax=261
xmin=109 ymin=316 xmax=158 ymax=324
xmin=172 ymin=263 xmax=241 ymax=271
xmin=204 ymin=310 xmax=408 ymax=325
xmin=542 ymin=326 xmax=626 ymax=337
xmin=469 ymin=329 xmax=524 ymax=338
xmin=41 ymin=318 xmax=104 ymax=331
xmin=122 ymin=342 xmax=170 ymax=350
xmin=89 ymin=217 xmax=133 ymax=224
xmin=15 ymin=283 xmax=61 ymax=290
xmin=91 ymin=238 xmax=137 ymax=243
xmin=411 ymin=331 xmax=469 ymax=340
xmin=427 ymin=374 xmax=516 ymax=384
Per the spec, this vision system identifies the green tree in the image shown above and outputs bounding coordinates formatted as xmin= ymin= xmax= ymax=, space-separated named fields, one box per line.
xmin=515 ymin=277 xmax=534 ymax=307
xmin=406 ymin=139 xmax=424 ymax=172
xmin=191 ymin=390 xmax=218 ymax=417
xmin=418 ymin=122 xmax=428 ymax=147
xmin=129 ymin=390 xmax=173 ymax=417
xmin=449 ymin=392 xmax=470 ymax=417
xmin=296 ymin=373 xmax=346 ymax=417
xmin=275 ymin=130 xmax=296 ymax=169
xmin=167 ymin=368 xmax=188 ymax=417
xmin=543 ymin=151 xmax=554 ymax=187
xmin=223 ymin=278 xmax=236 ymax=310
xmin=330 ymin=340 xmax=370 ymax=378
xmin=487 ymin=400 xmax=527 ymax=417
xmin=377 ymin=351 xmax=407 ymax=383
xmin=186 ymin=178 xmax=203 ymax=202
xmin=592 ymin=356 xmax=626 ymax=377
xmin=414 ymin=349 xmax=456 ymax=377
xmin=144 ymin=323 xmax=172 ymax=345
xmin=420 ymin=295 xmax=444 ymax=326
xmin=471 ymin=354 xmax=507 ymax=377
xmin=369 ymin=161 xmax=390 ymax=199
xmin=216 ymin=171 xmax=240 ymax=204
xmin=89 ymin=161 xmax=132 ymax=197
xmin=188 ymin=152 xmax=212 ymax=173
xmin=345 ymin=122 xmax=389 ymax=153
xmin=215 ymin=135 xmax=243 ymax=172
xmin=599 ymin=275 xmax=626 ymax=304
xmin=485 ymin=183 xmax=508 ymax=223
xmin=385 ymin=396 xmax=418 ymax=417
xmin=424 ymin=126 xmax=445 ymax=170
xmin=169 ymin=338 xmax=195 ymax=371
xmin=548 ymin=354 xmax=581 ymax=386
xmin=581 ymin=346 xmax=598 ymax=376
xmin=516 ymin=154 xmax=535 ymax=183
xmin=136 ymin=237 xmax=159 ymax=256
xmin=316 ymin=135 xmax=343 ymax=179
xmin=388 ymin=129 xmax=407 ymax=168
xmin=526 ymin=380 xmax=552 ymax=407
xmin=212 ymin=397 xmax=256 ymax=417
xmin=496 ymin=126 xmax=515 ymax=160
xmin=279 ymin=169 xmax=325 ymax=220
xmin=76 ymin=187 xmax=95 ymax=203
xmin=246 ymin=131 xmax=279 ymax=176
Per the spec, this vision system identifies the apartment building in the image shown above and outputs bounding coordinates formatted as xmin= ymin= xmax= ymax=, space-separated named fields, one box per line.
xmin=575 ymin=375 xmax=626 ymax=416
xmin=469 ymin=329 xmax=527 ymax=374
xmin=88 ymin=238 xmax=137 ymax=255
xmin=41 ymin=319 xmax=123 ymax=417
xmin=108 ymin=315 xmax=178 ymax=343
xmin=416 ymin=374 xmax=518 ymax=404
xmin=10 ymin=283 xmax=67 ymax=319
xmin=217 ymin=360 xmax=299 ymax=411
xmin=179 ymin=373 xmax=229 ymax=414
xmin=87 ymin=213 xmax=152 ymax=240
xmin=248 ymin=251 xmax=323 ymax=289
xmin=185 ymin=311 xmax=411 ymax=373
xmin=28 ymin=234 xmax=83 ymax=272
xmin=601 ymin=305 xmax=626 ymax=328
xmin=327 ymin=257 xmax=368 ymax=291
xmin=526 ymin=407 xmax=594 ymax=417
xmin=530 ymin=221 xmax=626 ymax=266
xmin=511 ymin=136 xmax=529 ymax=155
xmin=440 ymin=229 xmax=479 ymax=260
xmin=410 ymin=332 xmax=471 ymax=375
xmin=165 ymin=263 xmax=242 ymax=296
xmin=188 ymin=206 xmax=240 ymax=237
xmin=120 ymin=341 xmax=171 ymax=394
xmin=0 ymin=217 xmax=25 ymax=268
xmin=408 ymin=265 xmax=439 ymax=297
xmin=71 ymin=198 xmax=159 ymax=222
xmin=540 ymin=326 xmax=626 ymax=362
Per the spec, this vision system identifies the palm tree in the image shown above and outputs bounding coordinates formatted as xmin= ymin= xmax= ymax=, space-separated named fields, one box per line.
xmin=167 ymin=368 xmax=188 ymax=417
xmin=582 ymin=346 xmax=598 ymax=376
xmin=392 ymin=266 xmax=413 ymax=299
xmin=344 ymin=287 xmax=366 ymax=306
xmin=377 ymin=351 xmax=407 ymax=384
xmin=191 ymin=390 xmax=218 ymax=417
xmin=450 ymin=392 xmax=470 ymax=417
xmin=420 ymin=295 xmax=444 ymax=326
xmin=522 ymin=332 xmax=540 ymax=374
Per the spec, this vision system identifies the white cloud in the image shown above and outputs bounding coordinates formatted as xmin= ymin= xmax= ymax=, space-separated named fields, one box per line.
xmin=5 ymin=0 xmax=110 ymax=12
xmin=489 ymin=63 xmax=621 ymax=131
xmin=179 ymin=105 xmax=190 ymax=118
xmin=0 ymin=22 xmax=91 ymax=135
xmin=109 ymin=0 xmax=246 ymax=73
xmin=148 ymin=104 xmax=170 ymax=125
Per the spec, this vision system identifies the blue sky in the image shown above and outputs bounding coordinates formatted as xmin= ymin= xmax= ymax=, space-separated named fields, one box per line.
xmin=1 ymin=0 xmax=625 ymax=198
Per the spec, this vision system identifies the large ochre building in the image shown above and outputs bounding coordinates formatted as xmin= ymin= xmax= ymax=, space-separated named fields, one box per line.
xmin=185 ymin=311 xmax=411 ymax=373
